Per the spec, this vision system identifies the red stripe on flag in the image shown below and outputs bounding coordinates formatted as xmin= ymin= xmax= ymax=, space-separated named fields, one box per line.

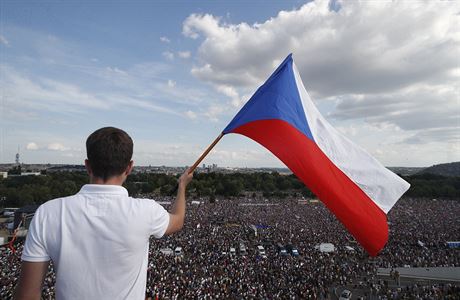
xmin=231 ymin=119 xmax=388 ymax=256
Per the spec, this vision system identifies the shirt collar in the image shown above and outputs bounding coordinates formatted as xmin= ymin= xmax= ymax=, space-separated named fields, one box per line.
xmin=79 ymin=184 xmax=129 ymax=196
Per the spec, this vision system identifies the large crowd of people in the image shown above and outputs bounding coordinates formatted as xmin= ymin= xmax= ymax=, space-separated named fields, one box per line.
xmin=1 ymin=197 xmax=459 ymax=299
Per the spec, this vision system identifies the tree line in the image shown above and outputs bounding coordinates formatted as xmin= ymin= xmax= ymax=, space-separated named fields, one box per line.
xmin=0 ymin=170 xmax=458 ymax=208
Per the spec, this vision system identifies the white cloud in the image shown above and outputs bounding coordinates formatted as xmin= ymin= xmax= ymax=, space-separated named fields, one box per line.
xmin=133 ymin=138 xmax=283 ymax=168
xmin=215 ymin=84 xmax=242 ymax=107
xmin=184 ymin=110 xmax=197 ymax=119
xmin=1 ymin=65 xmax=110 ymax=113
xmin=182 ymin=0 xmax=459 ymax=147
xmin=160 ymin=36 xmax=171 ymax=43
xmin=162 ymin=51 xmax=174 ymax=60
xmin=331 ymin=83 xmax=460 ymax=141
xmin=26 ymin=142 xmax=39 ymax=150
xmin=167 ymin=79 xmax=176 ymax=88
xmin=0 ymin=35 xmax=9 ymax=46
xmin=203 ymin=104 xmax=225 ymax=122
xmin=0 ymin=27 xmax=209 ymax=124
xmin=106 ymin=66 xmax=127 ymax=75
xmin=183 ymin=13 xmax=223 ymax=39
xmin=209 ymin=149 xmax=269 ymax=163
xmin=1 ymin=63 xmax=186 ymax=117
xmin=47 ymin=143 xmax=70 ymax=151
xmin=184 ymin=1 xmax=458 ymax=94
xmin=177 ymin=51 xmax=191 ymax=58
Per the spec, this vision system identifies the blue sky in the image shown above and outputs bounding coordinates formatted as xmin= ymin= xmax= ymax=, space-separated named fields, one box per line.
xmin=1 ymin=0 xmax=459 ymax=167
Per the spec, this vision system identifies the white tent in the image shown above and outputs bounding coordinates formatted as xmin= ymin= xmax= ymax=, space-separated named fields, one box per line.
xmin=318 ymin=243 xmax=335 ymax=253
xmin=160 ymin=248 xmax=174 ymax=256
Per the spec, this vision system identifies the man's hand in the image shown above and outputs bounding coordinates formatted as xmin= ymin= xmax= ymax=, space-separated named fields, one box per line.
xmin=165 ymin=168 xmax=193 ymax=235
xmin=178 ymin=168 xmax=193 ymax=189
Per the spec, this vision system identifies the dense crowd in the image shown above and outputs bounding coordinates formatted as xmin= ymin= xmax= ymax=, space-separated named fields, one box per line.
xmin=1 ymin=197 xmax=459 ymax=299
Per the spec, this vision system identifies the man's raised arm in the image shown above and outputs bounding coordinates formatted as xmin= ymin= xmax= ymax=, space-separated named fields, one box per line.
xmin=165 ymin=168 xmax=193 ymax=235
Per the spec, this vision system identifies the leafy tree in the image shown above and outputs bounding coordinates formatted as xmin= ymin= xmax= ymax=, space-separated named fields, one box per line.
xmin=1 ymin=170 xmax=459 ymax=207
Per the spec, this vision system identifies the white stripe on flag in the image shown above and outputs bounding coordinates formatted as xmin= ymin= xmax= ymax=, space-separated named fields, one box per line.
xmin=292 ymin=63 xmax=410 ymax=213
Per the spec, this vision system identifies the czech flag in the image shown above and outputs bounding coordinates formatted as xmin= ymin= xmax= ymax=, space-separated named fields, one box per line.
xmin=223 ymin=54 xmax=410 ymax=256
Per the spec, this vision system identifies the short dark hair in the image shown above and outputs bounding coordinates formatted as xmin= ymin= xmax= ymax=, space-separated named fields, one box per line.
xmin=86 ymin=127 xmax=133 ymax=180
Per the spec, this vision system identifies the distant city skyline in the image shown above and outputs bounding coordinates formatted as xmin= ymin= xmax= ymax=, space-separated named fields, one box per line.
xmin=1 ymin=0 xmax=459 ymax=168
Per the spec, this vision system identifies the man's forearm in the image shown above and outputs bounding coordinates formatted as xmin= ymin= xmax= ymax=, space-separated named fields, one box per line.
xmin=170 ymin=184 xmax=186 ymax=224
xmin=165 ymin=169 xmax=193 ymax=235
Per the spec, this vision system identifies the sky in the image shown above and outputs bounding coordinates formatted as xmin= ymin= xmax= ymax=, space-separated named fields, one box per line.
xmin=0 ymin=0 xmax=459 ymax=168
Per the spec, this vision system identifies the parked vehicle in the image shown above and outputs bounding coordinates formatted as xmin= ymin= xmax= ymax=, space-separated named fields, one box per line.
xmin=174 ymin=247 xmax=183 ymax=256
xmin=239 ymin=243 xmax=247 ymax=256
xmin=277 ymin=243 xmax=288 ymax=256
xmin=291 ymin=248 xmax=299 ymax=256
xmin=262 ymin=239 xmax=273 ymax=249
xmin=257 ymin=245 xmax=266 ymax=258
xmin=339 ymin=289 xmax=352 ymax=300
xmin=282 ymin=244 xmax=300 ymax=256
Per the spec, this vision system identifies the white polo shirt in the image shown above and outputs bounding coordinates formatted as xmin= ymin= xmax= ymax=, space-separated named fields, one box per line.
xmin=22 ymin=184 xmax=170 ymax=300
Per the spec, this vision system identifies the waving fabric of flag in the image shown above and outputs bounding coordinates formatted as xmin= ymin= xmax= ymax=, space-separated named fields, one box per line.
xmin=223 ymin=54 xmax=410 ymax=256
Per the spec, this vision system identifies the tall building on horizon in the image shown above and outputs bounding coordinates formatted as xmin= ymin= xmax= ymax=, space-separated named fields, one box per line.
xmin=15 ymin=146 xmax=20 ymax=165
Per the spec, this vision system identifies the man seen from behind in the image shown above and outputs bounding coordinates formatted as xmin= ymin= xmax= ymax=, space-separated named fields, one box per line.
xmin=14 ymin=127 xmax=193 ymax=299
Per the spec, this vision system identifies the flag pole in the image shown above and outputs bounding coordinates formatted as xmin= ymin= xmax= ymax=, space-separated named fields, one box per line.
xmin=188 ymin=133 xmax=224 ymax=174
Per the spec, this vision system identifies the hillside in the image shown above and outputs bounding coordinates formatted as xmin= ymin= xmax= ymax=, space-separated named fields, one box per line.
xmin=418 ymin=162 xmax=460 ymax=177
xmin=388 ymin=167 xmax=425 ymax=176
